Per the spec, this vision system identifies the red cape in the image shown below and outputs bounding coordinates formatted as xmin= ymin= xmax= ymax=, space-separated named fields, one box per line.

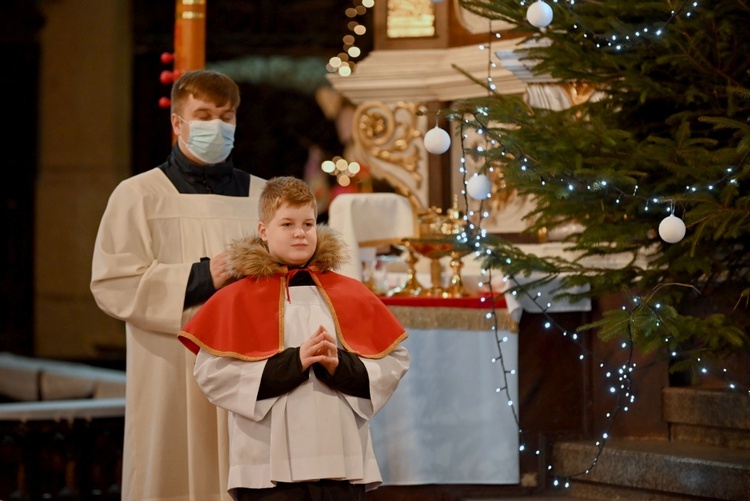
xmin=179 ymin=271 xmax=407 ymax=361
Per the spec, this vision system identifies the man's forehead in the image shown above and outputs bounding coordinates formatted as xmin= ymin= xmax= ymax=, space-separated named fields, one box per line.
xmin=184 ymin=94 xmax=235 ymax=112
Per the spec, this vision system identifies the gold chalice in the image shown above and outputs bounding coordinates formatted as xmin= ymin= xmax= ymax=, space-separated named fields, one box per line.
xmin=406 ymin=237 xmax=472 ymax=298
xmin=387 ymin=197 xmax=473 ymax=298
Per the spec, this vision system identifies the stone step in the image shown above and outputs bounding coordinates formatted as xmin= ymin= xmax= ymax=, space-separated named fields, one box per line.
xmin=663 ymin=387 xmax=750 ymax=449
xmin=552 ymin=439 xmax=750 ymax=500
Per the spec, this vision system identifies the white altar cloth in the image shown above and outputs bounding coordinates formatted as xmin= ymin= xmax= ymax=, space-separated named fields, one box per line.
xmin=371 ymin=302 xmax=520 ymax=485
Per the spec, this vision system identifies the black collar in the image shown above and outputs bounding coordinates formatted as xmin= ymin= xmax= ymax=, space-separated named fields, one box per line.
xmin=161 ymin=144 xmax=241 ymax=195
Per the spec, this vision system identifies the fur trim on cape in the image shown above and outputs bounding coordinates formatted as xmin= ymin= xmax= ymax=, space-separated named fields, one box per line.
xmin=225 ymin=224 xmax=350 ymax=279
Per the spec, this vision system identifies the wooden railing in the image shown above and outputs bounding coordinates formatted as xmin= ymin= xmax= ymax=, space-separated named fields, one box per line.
xmin=0 ymin=353 xmax=125 ymax=500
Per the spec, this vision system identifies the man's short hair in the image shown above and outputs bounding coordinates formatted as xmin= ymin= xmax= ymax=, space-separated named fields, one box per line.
xmin=171 ymin=69 xmax=240 ymax=114
xmin=259 ymin=177 xmax=317 ymax=223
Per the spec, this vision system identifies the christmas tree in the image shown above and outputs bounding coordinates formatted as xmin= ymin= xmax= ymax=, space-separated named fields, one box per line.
xmin=450 ymin=0 xmax=750 ymax=384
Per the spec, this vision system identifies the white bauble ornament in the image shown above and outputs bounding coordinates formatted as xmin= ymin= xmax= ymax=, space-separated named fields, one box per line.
xmin=424 ymin=126 xmax=451 ymax=155
xmin=658 ymin=214 xmax=686 ymax=243
xmin=527 ymin=0 xmax=553 ymax=28
xmin=467 ymin=174 xmax=493 ymax=200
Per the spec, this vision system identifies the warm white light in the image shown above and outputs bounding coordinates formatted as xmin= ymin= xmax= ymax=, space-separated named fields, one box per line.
xmin=335 ymin=158 xmax=348 ymax=171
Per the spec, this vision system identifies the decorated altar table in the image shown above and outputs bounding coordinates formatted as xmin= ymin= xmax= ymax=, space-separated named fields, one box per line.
xmin=371 ymin=295 xmax=520 ymax=485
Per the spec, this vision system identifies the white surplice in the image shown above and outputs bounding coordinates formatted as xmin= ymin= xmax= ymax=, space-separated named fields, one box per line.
xmin=193 ymin=286 xmax=409 ymax=495
xmin=90 ymin=168 xmax=265 ymax=501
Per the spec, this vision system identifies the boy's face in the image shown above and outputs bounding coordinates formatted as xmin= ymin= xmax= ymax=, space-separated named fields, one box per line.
xmin=258 ymin=202 xmax=317 ymax=266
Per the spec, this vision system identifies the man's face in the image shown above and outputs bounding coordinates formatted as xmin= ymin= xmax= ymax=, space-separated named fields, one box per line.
xmin=258 ymin=203 xmax=318 ymax=267
xmin=170 ymin=94 xmax=237 ymax=165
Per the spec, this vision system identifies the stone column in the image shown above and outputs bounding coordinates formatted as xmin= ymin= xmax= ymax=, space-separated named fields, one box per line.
xmin=35 ymin=0 xmax=132 ymax=359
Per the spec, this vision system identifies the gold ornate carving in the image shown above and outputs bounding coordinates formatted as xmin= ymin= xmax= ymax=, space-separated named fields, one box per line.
xmin=352 ymin=101 xmax=425 ymax=209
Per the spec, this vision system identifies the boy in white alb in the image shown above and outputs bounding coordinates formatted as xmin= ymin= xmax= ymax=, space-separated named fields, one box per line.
xmin=179 ymin=176 xmax=409 ymax=501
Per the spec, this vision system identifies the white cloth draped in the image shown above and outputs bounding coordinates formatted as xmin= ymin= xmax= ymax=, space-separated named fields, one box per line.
xmin=370 ymin=322 xmax=519 ymax=485
xmin=526 ymin=83 xmax=573 ymax=111
xmin=327 ymin=193 xmax=416 ymax=280
xmin=90 ymin=169 xmax=265 ymax=501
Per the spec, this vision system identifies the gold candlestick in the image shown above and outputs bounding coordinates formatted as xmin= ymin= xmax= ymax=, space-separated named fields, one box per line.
xmin=387 ymin=240 xmax=425 ymax=297
xmin=445 ymin=249 xmax=471 ymax=298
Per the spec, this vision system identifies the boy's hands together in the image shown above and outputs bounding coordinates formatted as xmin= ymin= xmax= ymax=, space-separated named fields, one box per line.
xmin=299 ymin=325 xmax=339 ymax=374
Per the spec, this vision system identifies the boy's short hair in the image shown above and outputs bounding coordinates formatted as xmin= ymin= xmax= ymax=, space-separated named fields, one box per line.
xmin=171 ymin=69 xmax=240 ymax=114
xmin=259 ymin=177 xmax=317 ymax=223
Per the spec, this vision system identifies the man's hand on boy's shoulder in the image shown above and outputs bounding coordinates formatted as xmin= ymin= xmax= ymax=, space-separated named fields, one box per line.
xmin=209 ymin=251 xmax=235 ymax=290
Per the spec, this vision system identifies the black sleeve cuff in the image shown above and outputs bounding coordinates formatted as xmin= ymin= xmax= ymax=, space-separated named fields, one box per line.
xmin=184 ymin=257 xmax=216 ymax=308
xmin=258 ymin=347 xmax=310 ymax=400
xmin=313 ymin=351 xmax=371 ymax=399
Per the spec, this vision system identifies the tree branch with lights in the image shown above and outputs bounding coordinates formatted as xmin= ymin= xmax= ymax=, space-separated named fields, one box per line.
xmin=445 ymin=0 xmax=750 ymax=384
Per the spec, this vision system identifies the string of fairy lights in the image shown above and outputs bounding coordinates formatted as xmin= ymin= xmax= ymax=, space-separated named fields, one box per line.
xmin=440 ymin=14 xmax=634 ymax=485
xmin=422 ymin=0 xmax=749 ymax=490
xmin=521 ymin=0 xmax=695 ymax=51
xmin=455 ymin=85 xmax=641 ymax=490
xmin=448 ymin=106 xmax=749 ymax=486
xmin=326 ymin=0 xmax=374 ymax=77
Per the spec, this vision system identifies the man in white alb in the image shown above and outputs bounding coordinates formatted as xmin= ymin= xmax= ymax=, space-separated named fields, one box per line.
xmin=91 ymin=69 xmax=265 ymax=501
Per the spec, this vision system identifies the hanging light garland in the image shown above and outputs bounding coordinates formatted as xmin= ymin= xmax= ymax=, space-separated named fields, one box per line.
xmin=327 ymin=0 xmax=374 ymax=77
xmin=517 ymin=0 xmax=697 ymax=51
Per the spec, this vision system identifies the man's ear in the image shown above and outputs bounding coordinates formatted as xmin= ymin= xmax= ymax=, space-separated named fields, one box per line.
xmin=170 ymin=113 xmax=182 ymax=136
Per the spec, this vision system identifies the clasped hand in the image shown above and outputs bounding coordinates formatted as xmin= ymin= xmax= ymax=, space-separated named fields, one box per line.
xmin=299 ymin=325 xmax=339 ymax=375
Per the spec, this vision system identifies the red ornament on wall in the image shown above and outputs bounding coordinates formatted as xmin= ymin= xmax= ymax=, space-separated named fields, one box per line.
xmin=159 ymin=70 xmax=175 ymax=85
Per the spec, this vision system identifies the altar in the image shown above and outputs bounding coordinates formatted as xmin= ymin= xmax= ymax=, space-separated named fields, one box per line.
xmin=371 ymin=296 xmax=520 ymax=485
xmin=326 ymin=192 xmax=523 ymax=485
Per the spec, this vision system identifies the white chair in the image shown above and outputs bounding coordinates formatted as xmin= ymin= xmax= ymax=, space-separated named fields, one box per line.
xmin=327 ymin=193 xmax=416 ymax=281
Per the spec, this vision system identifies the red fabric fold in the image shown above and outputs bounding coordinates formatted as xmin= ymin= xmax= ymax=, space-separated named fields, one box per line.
xmin=179 ymin=271 xmax=407 ymax=361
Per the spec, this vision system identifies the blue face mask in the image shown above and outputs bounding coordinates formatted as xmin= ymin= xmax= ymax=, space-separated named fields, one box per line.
xmin=179 ymin=117 xmax=236 ymax=164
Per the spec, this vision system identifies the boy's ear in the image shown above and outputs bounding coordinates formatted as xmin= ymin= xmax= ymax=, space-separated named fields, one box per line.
xmin=258 ymin=221 xmax=267 ymax=241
